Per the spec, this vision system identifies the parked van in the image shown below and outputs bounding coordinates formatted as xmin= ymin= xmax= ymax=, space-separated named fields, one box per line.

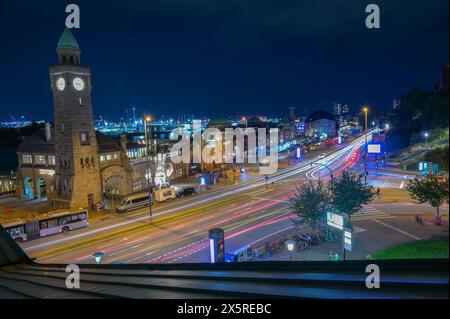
xmin=153 ymin=187 xmax=177 ymax=203
xmin=116 ymin=193 xmax=152 ymax=213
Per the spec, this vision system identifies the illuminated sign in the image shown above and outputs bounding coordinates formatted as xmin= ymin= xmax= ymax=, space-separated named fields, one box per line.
xmin=327 ymin=212 xmax=344 ymax=230
xmin=344 ymin=228 xmax=352 ymax=252
xmin=367 ymin=143 xmax=381 ymax=154
xmin=209 ymin=229 xmax=225 ymax=263
xmin=296 ymin=147 xmax=301 ymax=159
xmin=39 ymin=169 xmax=55 ymax=177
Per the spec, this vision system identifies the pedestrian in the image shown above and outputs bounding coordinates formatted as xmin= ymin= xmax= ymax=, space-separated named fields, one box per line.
xmin=376 ymin=188 xmax=381 ymax=198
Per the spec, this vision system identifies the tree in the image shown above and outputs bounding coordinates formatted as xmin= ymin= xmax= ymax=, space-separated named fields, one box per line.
xmin=425 ymin=145 xmax=449 ymax=172
xmin=289 ymin=180 xmax=329 ymax=238
xmin=406 ymin=175 xmax=449 ymax=218
xmin=329 ymin=171 xmax=374 ymax=228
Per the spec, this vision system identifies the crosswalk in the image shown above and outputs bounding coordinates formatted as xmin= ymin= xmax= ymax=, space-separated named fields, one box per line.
xmin=351 ymin=206 xmax=393 ymax=221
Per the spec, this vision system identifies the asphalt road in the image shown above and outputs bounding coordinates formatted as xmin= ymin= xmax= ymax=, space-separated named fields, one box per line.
xmin=16 ymin=131 xmax=446 ymax=265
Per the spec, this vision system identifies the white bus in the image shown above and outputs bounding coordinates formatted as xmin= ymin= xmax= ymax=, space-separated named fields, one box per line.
xmin=1 ymin=209 xmax=89 ymax=243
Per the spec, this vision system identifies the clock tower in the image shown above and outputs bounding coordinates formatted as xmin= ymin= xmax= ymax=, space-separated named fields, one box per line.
xmin=49 ymin=28 xmax=102 ymax=210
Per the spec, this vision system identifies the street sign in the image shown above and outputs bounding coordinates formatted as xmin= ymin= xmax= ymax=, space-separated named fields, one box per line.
xmin=327 ymin=212 xmax=344 ymax=230
xmin=343 ymin=229 xmax=352 ymax=252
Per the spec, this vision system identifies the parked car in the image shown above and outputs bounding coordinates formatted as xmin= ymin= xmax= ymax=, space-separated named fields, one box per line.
xmin=177 ymin=187 xmax=197 ymax=198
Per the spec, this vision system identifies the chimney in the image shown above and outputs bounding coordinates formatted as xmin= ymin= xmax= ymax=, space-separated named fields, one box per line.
xmin=45 ymin=123 xmax=51 ymax=141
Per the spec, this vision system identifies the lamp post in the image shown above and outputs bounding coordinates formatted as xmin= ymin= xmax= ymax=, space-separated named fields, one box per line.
xmin=363 ymin=107 xmax=369 ymax=185
xmin=424 ymin=132 xmax=430 ymax=150
xmin=285 ymin=240 xmax=295 ymax=262
xmin=144 ymin=115 xmax=153 ymax=223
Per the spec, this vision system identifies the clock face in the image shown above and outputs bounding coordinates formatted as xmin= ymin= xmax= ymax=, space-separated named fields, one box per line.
xmin=56 ymin=77 xmax=65 ymax=91
xmin=73 ymin=77 xmax=85 ymax=91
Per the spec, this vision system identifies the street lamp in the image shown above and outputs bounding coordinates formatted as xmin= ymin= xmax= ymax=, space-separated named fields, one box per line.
xmin=144 ymin=115 xmax=154 ymax=223
xmin=242 ymin=117 xmax=248 ymax=128
xmin=92 ymin=252 xmax=104 ymax=264
xmin=285 ymin=240 xmax=295 ymax=262
xmin=424 ymin=132 xmax=430 ymax=150
xmin=362 ymin=107 xmax=369 ymax=185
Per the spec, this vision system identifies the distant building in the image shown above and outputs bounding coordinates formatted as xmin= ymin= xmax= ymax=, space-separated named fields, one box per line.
xmin=393 ymin=98 xmax=402 ymax=110
xmin=306 ymin=111 xmax=337 ymax=138
xmin=333 ymin=103 xmax=350 ymax=116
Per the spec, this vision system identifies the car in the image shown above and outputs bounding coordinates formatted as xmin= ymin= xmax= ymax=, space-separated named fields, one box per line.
xmin=177 ymin=187 xmax=197 ymax=198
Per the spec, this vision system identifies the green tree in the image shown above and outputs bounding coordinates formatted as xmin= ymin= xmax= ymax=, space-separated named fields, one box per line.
xmin=425 ymin=146 xmax=449 ymax=172
xmin=328 ymin=171 xmax=374 ymax=228
xmin=289 ymin=180 xmax=329 ymax=238
xmin=406 ymin=175 xmax=449 ymax=218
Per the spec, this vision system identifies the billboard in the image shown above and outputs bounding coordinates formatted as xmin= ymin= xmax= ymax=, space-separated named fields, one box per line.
xmin=367 ymin=143 xmax=381 ymax=154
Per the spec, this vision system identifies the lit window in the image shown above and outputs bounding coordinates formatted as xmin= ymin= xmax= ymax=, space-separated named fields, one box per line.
xmin=80 ymin=131 xmax=90 ymax=145
xmin=48 ymin=156 xmax=56 ymax=166
xmin=100 ymin=155 xmax=105 ymax=162
xmin=22 ymin=154 xmax=32 ymax=164
xmin=114 ymin=153 xmax=119 ymax=159
xmin=35 ymin=155 xmax=46 ymax=165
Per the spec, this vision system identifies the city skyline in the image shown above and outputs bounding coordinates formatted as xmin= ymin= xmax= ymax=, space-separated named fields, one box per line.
xmin=0 ymin=0 xmax=448 ymax=121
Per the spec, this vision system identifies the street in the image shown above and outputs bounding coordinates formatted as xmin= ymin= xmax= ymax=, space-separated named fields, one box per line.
xmin=12 ymin=132 xmax=446 ymax=265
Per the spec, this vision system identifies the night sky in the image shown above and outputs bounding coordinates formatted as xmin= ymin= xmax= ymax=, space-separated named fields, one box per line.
xmin=0 ymin=0 xmax=448 ymax=121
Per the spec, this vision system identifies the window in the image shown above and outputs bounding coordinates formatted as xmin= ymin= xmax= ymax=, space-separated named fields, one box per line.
xmin=48 ymin=156 xmax=56 ymax=166
xmin=80 ymin=131 xmax=90 ymax=145
xmin=69 ymin=56 xmax=74 ymax=64
xmin=114 ymin=153 xmax=119 ymax=160
xmin=5 ymin=225 xmax=25 ymax=237
xmin=34 ymin=155 xmax=46 ymax=165
xmin=22 ymin=154 xmax=32 ymax=164
xmin=79 ymin=97 xmax=83 ymax=106
xmin=100 ymin=155 xmax=105 ymax=162
xmin=106 ymin=154 xmax=113 ymax=160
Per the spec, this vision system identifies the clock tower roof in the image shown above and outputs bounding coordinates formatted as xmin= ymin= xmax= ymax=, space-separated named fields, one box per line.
xmin=57 ymin=28 xmax=80 ymax=51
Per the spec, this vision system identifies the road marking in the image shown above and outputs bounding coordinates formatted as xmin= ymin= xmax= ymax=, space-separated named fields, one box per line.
xmin=371 ymin=219 xmax=421 ymax=240
xmin=250 ymin=197 xmax=290 ymax=204
xmin=198 ymin=215 xmax=215 ymax=222
xmin=125 ymin=250 xmax=159 ymax=263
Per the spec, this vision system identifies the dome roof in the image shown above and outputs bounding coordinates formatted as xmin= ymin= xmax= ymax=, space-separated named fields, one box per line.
xmin=247 ymin=116 xmax=266 ymax=128
xmin=207 ymin=116 xmax=230 ymax=127
xmin=57 ymin=28 xmax=80 ymax=50
xmin=307 ymin=111 xmax=335 ymax=122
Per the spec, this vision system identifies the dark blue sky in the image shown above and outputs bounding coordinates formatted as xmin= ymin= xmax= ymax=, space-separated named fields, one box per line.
xmin=0 ymin=0 xmax=448 ymax=121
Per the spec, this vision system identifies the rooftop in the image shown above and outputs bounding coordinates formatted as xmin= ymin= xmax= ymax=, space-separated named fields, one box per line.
xmin=57 ymin=28 xmax=80 ymax=51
